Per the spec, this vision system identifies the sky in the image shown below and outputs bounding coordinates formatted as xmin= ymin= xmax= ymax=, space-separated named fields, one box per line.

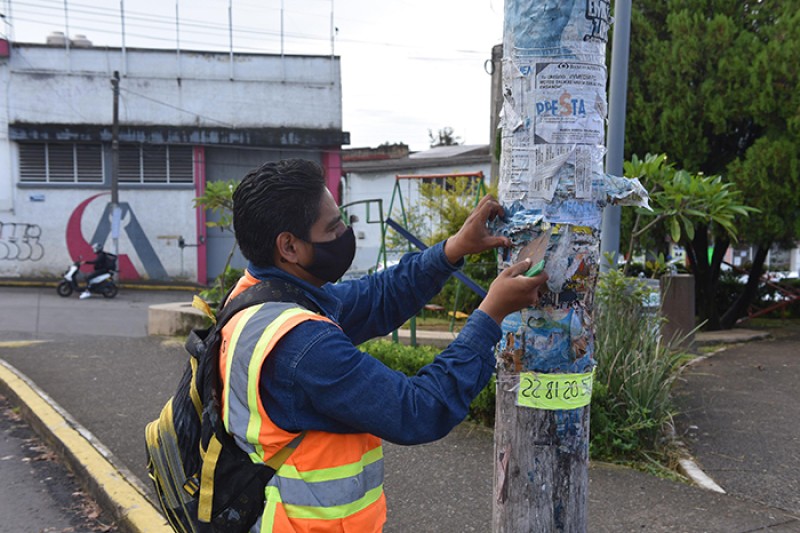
xmin=3 ymin=0 xmax=506 ymax=151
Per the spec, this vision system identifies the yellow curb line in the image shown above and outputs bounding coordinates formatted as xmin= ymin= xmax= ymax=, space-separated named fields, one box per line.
xmin=0 ymin=340 xmax=49 ymax=348
xmin=0 ymin=359 xmax=171 ymax=533
xmin=0 ymin=280 xmax=200 ymax=292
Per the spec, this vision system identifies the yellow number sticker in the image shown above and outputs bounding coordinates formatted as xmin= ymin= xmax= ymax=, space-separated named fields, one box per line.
xmin=516 ymin=370 xmax=595 ymax=410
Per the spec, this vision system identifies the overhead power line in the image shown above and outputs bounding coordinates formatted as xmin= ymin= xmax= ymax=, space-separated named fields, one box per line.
xmin=12 ymin=0 xmax=489 ymax=59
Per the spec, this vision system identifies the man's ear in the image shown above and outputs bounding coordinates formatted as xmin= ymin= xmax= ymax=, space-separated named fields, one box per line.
xmin=274 ymin=231 xmax=301 ymax=264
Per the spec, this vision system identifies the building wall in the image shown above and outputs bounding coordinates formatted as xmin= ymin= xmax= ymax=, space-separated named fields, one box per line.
xmin=1 ymin=185 xmax=197 ymax=280
xmin=7 ymin=46 xmax=341 ymax=129
xmin=202 ymin=146 xmax=323 ymax=281
xmin=0 ymin=43 xmax=343 ymax=282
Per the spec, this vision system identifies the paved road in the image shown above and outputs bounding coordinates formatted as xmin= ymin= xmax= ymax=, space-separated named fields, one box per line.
xmin=0 ymin=285 xmax=191 ymax=340
xmin=0 ymin=393 xmax=118 ymax=532
xmin=1 ymin=286 xmax=799 ymax=532
xmin=674 ymin=325 xmax=800 ymax=516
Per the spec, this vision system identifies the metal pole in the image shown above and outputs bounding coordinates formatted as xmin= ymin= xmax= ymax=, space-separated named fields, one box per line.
xmin=330 ymin=0 xmax=335 ymax=57
xmin=111 ymin=71 xmax=120 ymax=206
xmin=120 ymin=0 xmax=127 ymax=76
xmin=600 ymin=0 xmax=632 ymax=271
xmin=330 ymin=0 xmax=335 ymax=83
xmin=493 ymin=1 xmax=611 ymax=530
xmin=111 ymin=71 xmax=121 ymax=257
xmin=175 ymin=0 xmax=181 ymax=79
xmin=63 ymin=0 xmax=70 ymax=63
xmin=228 ymin=0 xmax=234 ymax=80
xmin=6 ymin=0 xmax=15 ymax=42
xmin=488 ymin=43 xmax=503 ymax=187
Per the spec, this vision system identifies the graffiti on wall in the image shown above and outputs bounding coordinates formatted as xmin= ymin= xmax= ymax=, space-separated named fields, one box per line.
xmin=0 ymin=222 xmax=45 ymax=261
xmin=67 ymin=193 xmax=167 ymax=280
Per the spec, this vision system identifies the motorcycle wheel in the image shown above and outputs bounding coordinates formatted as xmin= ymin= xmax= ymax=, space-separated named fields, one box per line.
xmin=102 ymin=283 xmax=118 ymax=299
xmin=57 ymin=281 xmax=73 ymax=297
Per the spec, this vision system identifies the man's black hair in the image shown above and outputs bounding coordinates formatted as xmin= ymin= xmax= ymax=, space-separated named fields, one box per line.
xmin=233 ymin=158 xmax=328 ymax=267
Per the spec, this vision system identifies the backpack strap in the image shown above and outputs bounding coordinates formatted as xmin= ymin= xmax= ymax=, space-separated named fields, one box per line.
xmin=210 ymin=276 xmax=317 ymax=449
xmin=193 ymin=278 xmax=316 ymax=527
xmin=215 ymin=278 xmax=322 ymax=330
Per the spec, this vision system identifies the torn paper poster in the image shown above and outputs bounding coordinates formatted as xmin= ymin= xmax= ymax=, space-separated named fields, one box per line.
xmin=498 ymin=306 xmax=595 ymax=374
xmin=497 ymin=217 xmax=600 ymax=297
xmin=498 ymin=144 xmax=600 ymax=204
xmin=532 ymin=62 xmax=607 ymax=146
xmin=496 ymin=173 xmax=649 ymax=230
xmin=504 ymin=0 xmax=609 ymax=57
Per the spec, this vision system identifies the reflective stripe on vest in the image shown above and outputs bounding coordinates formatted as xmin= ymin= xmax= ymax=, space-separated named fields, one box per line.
xmin=222 ymin=303 xmax=310 ymax=461
xmin=220 ymin=301 xmax=385 ymax=532
xmin=271 ymin=447 xmax=382 ymax=507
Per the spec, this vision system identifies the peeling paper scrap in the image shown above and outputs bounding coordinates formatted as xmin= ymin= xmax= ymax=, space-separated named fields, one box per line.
xmin=528 ymin=145 xmax=574 ymax=201
xmin=602 ymin=175 xmax=651 ymax=209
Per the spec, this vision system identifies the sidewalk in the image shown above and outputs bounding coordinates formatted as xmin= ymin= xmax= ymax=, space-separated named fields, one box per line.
xmin=0 ymin=393 xmax=120 ymax=533
xmin=0 ymin=288 xmax=798 ymax=531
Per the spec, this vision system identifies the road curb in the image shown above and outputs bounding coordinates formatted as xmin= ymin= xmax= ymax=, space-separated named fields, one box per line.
xmin=0 ymin=359 xmax=170 ymax=533
xmin=668 ymin=349 xmax=735 ymax=495
xmin=677 ymin=458 xmax=726 ymax=493
xmin=0 ymin=278 xmax=201 ymax=292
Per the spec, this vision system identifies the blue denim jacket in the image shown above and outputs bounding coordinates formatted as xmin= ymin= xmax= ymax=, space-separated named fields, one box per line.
xmin=246 ymin=241 xmax=501 ymax=445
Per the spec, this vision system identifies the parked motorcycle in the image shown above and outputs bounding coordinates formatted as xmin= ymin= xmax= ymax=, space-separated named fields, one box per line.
xmin=57 ymin=258 xmax=118 ymax=299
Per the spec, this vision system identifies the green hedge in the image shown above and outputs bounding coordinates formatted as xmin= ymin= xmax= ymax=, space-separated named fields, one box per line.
xmin=359 ymin=339 xmax=495 ymax=425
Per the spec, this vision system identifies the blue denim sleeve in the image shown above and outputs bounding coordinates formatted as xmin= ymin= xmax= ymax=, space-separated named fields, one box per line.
xmin=324 ymin=241 xmax=461 ymax=345
xmin=268 ymin=309 xmax=501 ymax=445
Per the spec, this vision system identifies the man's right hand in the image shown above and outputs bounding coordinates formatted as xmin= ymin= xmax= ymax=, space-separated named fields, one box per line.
xmin=478 ymin=259 xmax=549 ymax=325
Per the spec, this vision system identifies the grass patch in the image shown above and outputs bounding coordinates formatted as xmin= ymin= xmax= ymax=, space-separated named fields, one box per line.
xmin=590 ymin=270 xmax=685 ymax=465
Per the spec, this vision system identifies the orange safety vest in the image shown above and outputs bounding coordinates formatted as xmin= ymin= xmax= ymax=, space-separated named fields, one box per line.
xmin=219 ymin=273 xmax=386 ymax=532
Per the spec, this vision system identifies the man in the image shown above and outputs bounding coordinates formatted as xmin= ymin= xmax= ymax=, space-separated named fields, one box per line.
xmin=80 ymin=243 xmax=116 ymax=299
xmin=225 ymin=158 xmax=547 ymax=531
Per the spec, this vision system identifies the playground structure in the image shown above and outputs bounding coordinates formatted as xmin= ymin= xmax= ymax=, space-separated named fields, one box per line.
xmin=722 ymin=261 xmax=800 ymax=323
xmin=339 ymin=171 xmax=494 ymax=345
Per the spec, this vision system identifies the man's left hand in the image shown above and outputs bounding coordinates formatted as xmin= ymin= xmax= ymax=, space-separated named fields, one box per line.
xmin=444 ymin=195 xmax=511 ymax=265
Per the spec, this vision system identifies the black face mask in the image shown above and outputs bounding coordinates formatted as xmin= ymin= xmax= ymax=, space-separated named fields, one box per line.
xmin=299 ymin=226 xmax=356 ymax=283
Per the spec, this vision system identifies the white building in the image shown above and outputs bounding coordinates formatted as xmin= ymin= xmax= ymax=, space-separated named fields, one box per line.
xmin=341 ymin=144 xmax=491 ymax=274
xmin=0 ymin=36 xmax=347 ymax=283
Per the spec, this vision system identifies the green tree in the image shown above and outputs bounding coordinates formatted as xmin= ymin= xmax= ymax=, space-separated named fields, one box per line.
xmin=428 ymin=127 xmax=462 ymax=147
xmin=623 ymin=154 xmax=756 ymax=328
xmin=193 ymin=179 xmax=241 ymax=301
xmin=623 ymin=0 xmax=800 ymax=328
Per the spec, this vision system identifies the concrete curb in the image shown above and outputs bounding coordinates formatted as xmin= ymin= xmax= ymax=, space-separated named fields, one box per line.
xmin=677 ymin=458 xmax=726 ymax=493
xmin=0 ymin=278 xmax=201 ymax=292
xmin=0 ymin=359 xmax=170 ymax=533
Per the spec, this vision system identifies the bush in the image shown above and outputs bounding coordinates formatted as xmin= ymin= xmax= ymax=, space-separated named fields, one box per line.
xmin=199 ymin=266 xmax=244 ymax=307
xmin=359 ymin=339 xmax=495 ymax=425
xmin=361 ymin=339 xmax=439 ymax=376
xmin=590 ymin=269 xmax=685 ymax=462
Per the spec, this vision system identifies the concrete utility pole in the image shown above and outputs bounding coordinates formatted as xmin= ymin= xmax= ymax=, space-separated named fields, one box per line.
xmin=110 ymin=71 xmax=121 ymax=256
xmin=493 ymin=1 xmax=612 ymax=531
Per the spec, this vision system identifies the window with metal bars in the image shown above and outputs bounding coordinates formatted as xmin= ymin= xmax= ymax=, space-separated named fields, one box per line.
xmin=18 ymin=142 xmax=103 ymax=183
xmin=119 ymin=144 xmax=193 ymax=184
xmin=18 ymin=142 xmax=193 ymax=185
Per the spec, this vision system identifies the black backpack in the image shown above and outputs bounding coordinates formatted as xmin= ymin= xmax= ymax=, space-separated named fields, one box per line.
xmin=145 ymin=280 xmax=320 ymax=533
